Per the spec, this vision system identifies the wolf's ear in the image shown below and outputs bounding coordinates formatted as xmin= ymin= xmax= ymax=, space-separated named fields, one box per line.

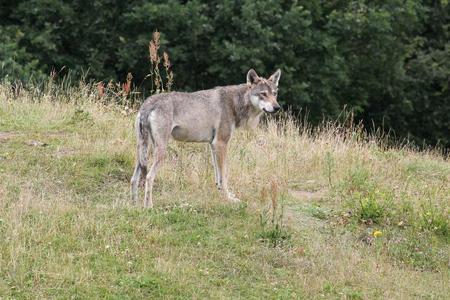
xmin=247 ymin=69 xmax=260 ymax=85
xmin=268 ymin=69 xmax=281 ymax=86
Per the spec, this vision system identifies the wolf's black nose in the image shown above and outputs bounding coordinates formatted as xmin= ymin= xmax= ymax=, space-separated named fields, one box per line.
xmin=273 ymin=105 xmax=281 ymax=112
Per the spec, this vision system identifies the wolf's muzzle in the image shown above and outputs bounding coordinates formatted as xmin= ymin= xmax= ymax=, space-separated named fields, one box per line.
xmin=264 ymin=105 xmax=281 ymax=114
xmin=273 ymin=105 xmax=281 ymax=112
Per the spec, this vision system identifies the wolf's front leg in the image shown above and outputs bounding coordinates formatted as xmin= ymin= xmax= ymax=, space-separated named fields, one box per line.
xmin=209 ymin=143 xmax=221 ymax=188
xmin=213 ymin=140 xmax=240 ymax=203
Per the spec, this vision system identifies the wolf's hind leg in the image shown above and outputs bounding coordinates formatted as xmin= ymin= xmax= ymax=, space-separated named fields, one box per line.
xmin=130 ymin=163 xmax=141 ymax=205
xmin=144 ymin=145 xmax=166 ymax=208
xmin=143 ymin=111 xmax=171 ymax=208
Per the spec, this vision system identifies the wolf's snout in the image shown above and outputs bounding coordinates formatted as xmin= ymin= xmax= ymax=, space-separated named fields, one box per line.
xmin=263 ymin=105 xmax=281 ymax=113
xmin=273 ymin=105 xmax=281 ymax=112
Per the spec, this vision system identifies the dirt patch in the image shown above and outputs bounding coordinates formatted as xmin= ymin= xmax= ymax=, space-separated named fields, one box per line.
xmin=285 ymin=189 xmax=331 ymax=234
xmin=26 ymin=140 xmax=49 ymax=147
xmin=0 ymin=131 xmax=20 ymax=142
xmin=0 ymin=131 xmax=66 ymax=143
xmin=56 ymin=147 xmax=75 ymax=158
xmin=44 ymin=131 xmax=67 ymax=137
xmin=289 ymin=189 xmax=324 ymax=201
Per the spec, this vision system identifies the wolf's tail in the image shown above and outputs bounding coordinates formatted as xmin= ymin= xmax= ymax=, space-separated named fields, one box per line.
xmin=135 ymin=112 xmax=149 ymax=180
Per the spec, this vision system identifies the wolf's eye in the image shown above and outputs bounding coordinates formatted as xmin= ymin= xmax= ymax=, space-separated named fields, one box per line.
xmin=260 ymin=91 xmax=268 ymax=96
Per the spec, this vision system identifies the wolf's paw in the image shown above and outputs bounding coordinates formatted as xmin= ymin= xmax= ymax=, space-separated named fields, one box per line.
xmin=143 ymin=197 xmax=154 ymax=209
xmin=226 ymin=191 xmax=241 ymax=203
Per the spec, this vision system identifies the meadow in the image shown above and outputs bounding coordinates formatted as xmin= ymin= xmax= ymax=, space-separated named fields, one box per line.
xmin=0 ymin=81 xmax=449 ymax=299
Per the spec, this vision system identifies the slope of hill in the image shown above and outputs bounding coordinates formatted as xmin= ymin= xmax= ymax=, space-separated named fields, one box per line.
xmin=1 ymin=83 xmax=449 ymax=299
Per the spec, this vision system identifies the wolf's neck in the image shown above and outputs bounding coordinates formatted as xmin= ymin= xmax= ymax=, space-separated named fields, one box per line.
xmin=233 ymin=85 xmax=262 ymax=129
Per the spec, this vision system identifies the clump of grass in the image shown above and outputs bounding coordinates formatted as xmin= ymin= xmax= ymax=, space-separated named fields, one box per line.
xmin=68 ymin=108 xmax=94 ymax=126
xmin=258 ymin=181 xmax=291 ymax=247
xmin=338 ymin=165 xmax=393 ymax=225
xmin=418 ymin=203 xmax=449 ymax=238
xmin=357 ymin=189 xmax=393 ymax=224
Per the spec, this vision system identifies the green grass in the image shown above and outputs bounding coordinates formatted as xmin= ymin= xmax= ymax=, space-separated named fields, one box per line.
xmin=0 ymin=82 xmax=449 ymax=299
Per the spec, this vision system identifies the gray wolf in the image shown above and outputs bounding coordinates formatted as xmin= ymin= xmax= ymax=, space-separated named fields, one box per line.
xmin=130 ymin=69 xmax=281 ymax=208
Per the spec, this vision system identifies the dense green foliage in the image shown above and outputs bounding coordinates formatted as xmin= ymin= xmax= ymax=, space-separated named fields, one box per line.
xmin=1 ymin=0 xmax=449 ymax=147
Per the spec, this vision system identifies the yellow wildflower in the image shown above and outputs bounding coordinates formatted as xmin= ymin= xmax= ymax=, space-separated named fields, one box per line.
xmin=373 ymin=230 xmax=383 ymax=238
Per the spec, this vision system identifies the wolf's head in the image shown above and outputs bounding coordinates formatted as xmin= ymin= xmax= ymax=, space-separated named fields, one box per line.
xmin=247 ymin=69 xmax=281 ymax=113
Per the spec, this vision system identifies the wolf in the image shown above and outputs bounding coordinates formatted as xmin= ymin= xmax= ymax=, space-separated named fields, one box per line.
xmin=130 ymin=69 xmax=281 ymax=208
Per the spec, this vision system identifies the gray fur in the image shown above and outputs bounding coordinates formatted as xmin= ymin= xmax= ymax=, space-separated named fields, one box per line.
xmin=130 ymin=69 xmax=281 ymax=208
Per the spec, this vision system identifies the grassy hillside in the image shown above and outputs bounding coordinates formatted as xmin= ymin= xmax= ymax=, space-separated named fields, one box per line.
xmin=0 ymin=82 xmax=449 ymax=299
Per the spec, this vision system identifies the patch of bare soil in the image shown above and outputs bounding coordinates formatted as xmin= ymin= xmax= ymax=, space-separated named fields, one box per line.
xmin=284 ymin=188 xmax=330 ymax=231
xmin=44 ymin=131 xmax=67 ymax=137
xmin=289 ymin=189 xmax=324 ymax=201
xmin=26 ymin=140 xmax=49 ymax=147
xmin=0 ymin=131 xmax=19 ymax=142
xmin=25 ymin=131 xmax=68 ymax=147
xmin=55 ymin=147 xmax=75 ymax=158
